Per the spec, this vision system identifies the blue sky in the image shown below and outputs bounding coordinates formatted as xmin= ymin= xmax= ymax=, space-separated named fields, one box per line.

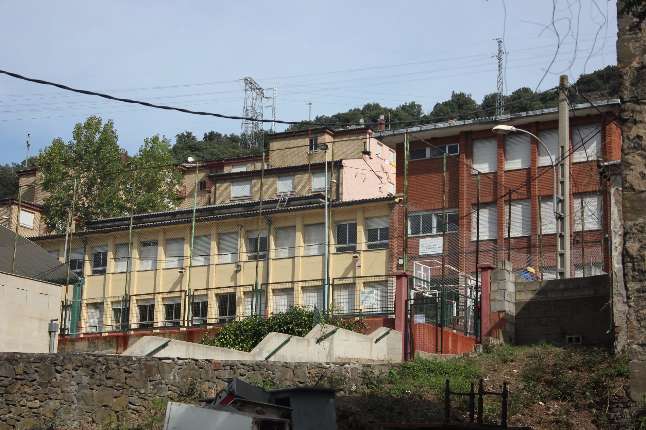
xmin=0 ymin=0 xmax=617 ymax=163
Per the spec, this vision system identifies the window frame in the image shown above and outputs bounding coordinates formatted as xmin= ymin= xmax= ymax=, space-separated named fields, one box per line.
xmin=409 ymin=143 xmax=459 ymax=161
xmin=19 ymin=209 xmax=35 ymax=229
xmin=308 ymin=136 xmax=320 ymax=153
xmin=246 ymin=231 xmax=268 ymax=261
xmin=91 ymin=245 xmax=108 ymax=275
xmin=365 ymin=217 xmax=389 ymax=250
xmin=335 ymin=221 xmax=357 ymax=253
xmin=277 ymin=174 xmax=294 ymax=195
xmin=218 ymin=232 xmax=239 ymax=264
xmin=139 ymin=240 xmax=158 ymax=271
xmin=231 ymin=179 xmax=252 ymax=199
xmin=164 ymin=238 xmax=185 ymax=269
xmin=303 ymin=223 xmax=325 ymax=256
xmin=311 ymin=171 xmax=326 ymax=192
xmin=163 ymin=300 xmax=181 ymax=327
xmin=408 ymin=211 xmax=458 ymax=237
xmin=137 ymin=302 xmax=155 ymax=329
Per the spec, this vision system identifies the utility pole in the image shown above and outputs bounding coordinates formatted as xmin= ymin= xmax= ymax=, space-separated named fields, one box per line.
xmin=307 ymin=102 xmax=312 ymax=121
xmin=402 ymin=132 xmax=410 ymax=272
xmin=557 ymin=75 xmax=571 ymax=278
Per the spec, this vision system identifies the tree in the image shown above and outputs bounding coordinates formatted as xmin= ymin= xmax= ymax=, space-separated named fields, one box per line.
xmin=0 ymin=164 xmax=19 ymax=199
xmin=427 ymin=92 xmax=479 ymax=122
xmin=38 ymin=116 xmax=181 ymax=232
xmin=171 ymin=130 xmax=258 ymax=163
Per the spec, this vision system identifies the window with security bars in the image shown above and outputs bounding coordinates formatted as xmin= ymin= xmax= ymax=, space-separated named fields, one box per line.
xmin=333 ymin=284 xmax=354 ymax=314
xmin=335 ymin=222 xmax=357 ymax=252
xmin=365 ymin=217 xmax=389 ymax=249
xmin=139 ymin=240 xmax=158 ymax=271
xmin=504 ymin=200 xmax=531 ymax=237
xmin=69 ymin=248 xmax=84 ymax=276
xmin=111 ymin=302 xmax=126 ymax=331
xmin=302 ymin=286 xmax=324 ymax=310
xmin=274 ymin=226 xmax=295 ymax=258
xmin=471 ymin=204 xmax=497 ymax=240
xmin=574 ymin=193 xmax=602 ymax=231
xmin=408 ymin=211 xmax=457 ymax=236
xmin=163 ymin=300 xmax=181 ymax=327
xmin=191 ymin=235 xmax=211 ymax=266
xmin=86 ymin=302 xmax=104 ymax=333
xmin=303 ymin=224 xmax=325 ymax=256
xmin=191 ymin=296 xmax=208 ymax=325
xmin=114 ymin=243 xmax=130 ymax=273
xmin=409 ymin=143 xmax=459 ymax=160
xmin=137 ymin=301 xmax=155 ymax=329
xmin=244 ymin=291 xmax=266 ymax=316
xmin=218 ymin=232 xmax=239 ymax=263
xmin=272 ymin=289 xmax=294 ymax=314
xmin=360 ymin=282 xmax=389 ymax=313
xmin=247 ymin=230 xmax=268 ymax=260
xmin=165 ymin=238 xmax=184 ymax=269
xmin=91 ymin=245 xmax=108 ymax=275
xmin=217 ymin=293 xmax=236 ymax=322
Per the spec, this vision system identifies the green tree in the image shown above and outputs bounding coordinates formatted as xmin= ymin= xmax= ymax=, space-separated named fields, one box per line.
xmin=0 ymin=164 xmax=19 ymax=199
xmin=172 ymin=130 xmax=258 ymax=163
xmin=427 ymin=91 xmax=479 ymax=121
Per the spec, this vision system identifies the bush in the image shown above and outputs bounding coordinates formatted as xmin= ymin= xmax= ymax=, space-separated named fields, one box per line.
xmin=201 ymin=306 xmax=366 ymax=352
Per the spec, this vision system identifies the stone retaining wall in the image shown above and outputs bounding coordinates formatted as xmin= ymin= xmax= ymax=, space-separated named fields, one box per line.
xmin=0 ymin=353 xmax=389 ymax=430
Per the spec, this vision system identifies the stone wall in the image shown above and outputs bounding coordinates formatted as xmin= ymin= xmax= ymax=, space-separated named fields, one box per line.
xmin=618 ymin=0 xmax=646 ymax=403
xmin=0 ymin=353 xmax=390 ymax=430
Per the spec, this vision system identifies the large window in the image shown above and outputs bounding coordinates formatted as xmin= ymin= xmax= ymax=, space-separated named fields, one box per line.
xmin=410 ymin=143 xmax=459 ymax=160
xmin=471 ymin=204 xmax=497 ymax=240
xmin=574 ymin=193 xmax=602 ymax=231
xmin=139 ymin=240 xmax=158 ymax=271
xmin=231 ymin=179 xmax=251 ymax=199
xmin=247 ymin=230 xmax=268 ymax=261
xmin=272 ymin=289 xmax=294 ymax=314
xmin=336 ymin=222 xmax=357 ymax=252
xmin=91 ymin=245 xmax=108 ymax=275
xmin=504 ymin=133 xmax=531 ymax=170
xmin=191 ymin=235 xmax=211 ymax=266
xmin=164 ymin=238 xmax=184 ymax=269
xmin=311 ymin=171 xmax=326 ymax=192
xmin=191 ymin=296 xmax=208 ymax=325
xmin=333 ymin=283 xmax=354 ymax=314
xmin=137 ymin=300 xmax=155 ymax=329
xmin=244 ymin=290 xmax=266 ymax=316
xmin=274 ymin=226 xmax=295 ymax=258
xmin=277 ymin=175 xmax=294 ymax=195
xmin=70 ymin=248 xmax=84 ymax=276
xmin=114 ymin=243 xmax=130 ymax=273
xmin=365 ymin=217 xmax=389 ymax=249
xmin=360 ymin=281 xmax=389 ymax=313
xmin=217 ymin=293 xmax=236 ymax=322
xmin=303 ymin=223 xmax=325 ymax=256
xmin=408 ymin=211 xmax=458 ymax=236
xmin=86 ymin=302 xmax=104 ymax=333
xmin=504 ymin=200 xmax=531 ymax=237
xmin=218 ymin=232 xmax=239 ymax=263
xmin=572 ymin=124 xmax=601 ymax=162
xmin=538 ymin=129 xmax=559 ymax=167
xmin=163 ymin=298 xmax=181 ymax=327
xmin=472 ymin=138 xmax=497 ymax=173
xmin=302 ymin=286 xmax=323 ymax=310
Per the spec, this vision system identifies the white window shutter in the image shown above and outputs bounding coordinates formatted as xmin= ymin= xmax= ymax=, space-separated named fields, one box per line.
xmin=114 ymin=243 xmax=130 ymax=273
xmin=472 ymin=138 xmax=497 ymax=173
xmin=505 ymin=133 xmax=531 ymax=170
xmin=165 ymin=238 xmax=184 ymax=269
xmin=19 ymin=210 xmax=34 ymax=228
xmin=192 ymin=235 xmax=211 ymax=266
xmin=506 ymin=200 xmax=531 ymax=237
xmin=231 ymin=180 xmax=251 ymax=198
xmin=277 ymin=175 xmax=293 ymax=194
xmin=472 ymin=204 xmax=497 ymax=240
xmin=218 ymin=232 xmax=239 ymax=263
xmin=540 ymin=198 xmax=557 ymax=234
xmin=572 ymin=124 xmax=601 ymax=162
xmin=303 ymin=224 xmax=325 ymax=256
xmin=312 ymin=171 xmax=326 ymax=192
xmin=538 ymin=129 xmax=559 ymax=167
xmin=275 ymin=226 xmax=295 ymax=258
xmin=365 ymin=217 xmax=389 ymax=229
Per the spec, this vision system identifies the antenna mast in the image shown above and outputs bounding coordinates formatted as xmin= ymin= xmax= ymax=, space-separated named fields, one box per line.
xmin=495 ymin=38 xmax=505 ymax=117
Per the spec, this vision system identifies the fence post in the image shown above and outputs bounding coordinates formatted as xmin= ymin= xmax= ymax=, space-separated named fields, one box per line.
xmin=501 ymin=382 xmax=509 ymax=428
xmin=444 ymin=379 xmax=451 ymax=424
xmin=477 ymin=379 xmax=484 ymax=424
xmin=479 ymin=264 xmax=495 ymax=341
xmin=394 ymin=271 xmax=408 ymax=361
xmin=469 ymin=382 xmax=475 ymax=422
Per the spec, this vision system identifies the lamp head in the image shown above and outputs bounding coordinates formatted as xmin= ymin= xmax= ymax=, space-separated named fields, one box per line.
xmin=492 ymin=125 xmax=517 ymax=135
xmin=187 ymin=156 xmax=195 ymax=163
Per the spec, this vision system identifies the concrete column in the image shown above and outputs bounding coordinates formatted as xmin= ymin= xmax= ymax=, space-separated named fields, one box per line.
xmin=394 ymin=271 xmax=408 ymax=360
xmin=479 ymin=264 xmax=494 ymax=338
xmin=488 ymin=260 xmax=516 ymax=343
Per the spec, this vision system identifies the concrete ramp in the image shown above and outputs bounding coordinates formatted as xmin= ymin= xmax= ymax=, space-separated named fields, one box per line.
xmin=122 ymin=324 xmax=402 ymax=362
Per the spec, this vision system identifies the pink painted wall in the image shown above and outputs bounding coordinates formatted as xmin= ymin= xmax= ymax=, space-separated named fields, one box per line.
xmin=341 ymin=140 xmax=396 ymax=200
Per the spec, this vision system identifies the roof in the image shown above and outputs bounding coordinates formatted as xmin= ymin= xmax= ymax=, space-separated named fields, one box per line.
xmin=0 ymin=198 xmax=43 ymax=212
xmin=0 ymin=225 xmax=78 ymax=284
xmin=266 ymin=126 xmax=374 ymax=141
xmin=377 ymin=99 xmax=621 ymax=147
xmin=31 ymin=195 xmax=394 ymax=239
xmin=208 ymin=160 xmax=342 ymax=180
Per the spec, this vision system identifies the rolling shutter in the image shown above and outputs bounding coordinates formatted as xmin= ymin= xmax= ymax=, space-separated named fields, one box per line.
xmin=275 ymin=226 xmax=295 ymax=258
xmin=505 ymin=133 xmax=531 ymax=170
xmin=114 ymin=243 xmax=130 ymax=273
xmin=572 ymin=124 xmax=601 ymax=162
xmin=192 ymin=235 xmax=211 ymax=266
xmin=303 ymin=224 xmax=324 ymax=256
xmin=231 ymin=180 xmax=251 ymax=198
xmin=538 ymin=129 xmax=559 ymax=167
xmin=164 ymin=238 xmax=184 ymax=269
xmin=472 ymin=138 xmax=497 ymax=173
xmin=218 ymin=232 xmax=239 ymax=263
xmin=311 ymin=171 xmax=326 ymax=192
xmin=471 ymin=204 xmax=497 ymax=240
xmin=574 ymin=194 xmax=602 ymax=231
xmin=277 ymin=175 xmax=293 ymax=194
xmin=505 ymin=200 xmax=531 ymax=237
xmin=540 ymin=198 xmax=557 ymax=234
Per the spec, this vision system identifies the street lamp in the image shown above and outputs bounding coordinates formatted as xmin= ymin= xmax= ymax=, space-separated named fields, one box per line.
xmin=492 ymin=125 xmax=559 ymax=278
xmin=185 ymin=156 xmax=199 ymax=326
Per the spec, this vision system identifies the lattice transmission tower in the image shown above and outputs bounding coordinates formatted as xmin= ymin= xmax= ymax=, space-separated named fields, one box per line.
xmin=241 ymin=77 xmax=265 ymax=149
xmin=494 ymin=38 xmax=505 ymax=117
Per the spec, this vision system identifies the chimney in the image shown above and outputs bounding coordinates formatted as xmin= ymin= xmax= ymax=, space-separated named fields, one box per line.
xmin=377 ymin=114 xmax=386 ymax=132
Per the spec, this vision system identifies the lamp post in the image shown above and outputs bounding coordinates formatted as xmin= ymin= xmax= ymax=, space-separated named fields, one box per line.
xmin=185 ymin=156 xmax=199 ymax=326
xmin=492 ymin=125 xmax=559 ymax=277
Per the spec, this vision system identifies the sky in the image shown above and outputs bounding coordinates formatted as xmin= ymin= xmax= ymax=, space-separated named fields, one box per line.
xmin=0 ymin=0 xmax=617 ymax=163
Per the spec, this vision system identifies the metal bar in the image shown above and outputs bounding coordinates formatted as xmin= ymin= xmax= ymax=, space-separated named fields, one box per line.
xmin=373 ymin=328 xmax=392 ymax=344
xmin=316 ymin=327 xmax=338 ymax=344
xmin=469 ymin=382 xmax=475 ymax=423
xmin=265 ymin=336 xmax=292 ymax=361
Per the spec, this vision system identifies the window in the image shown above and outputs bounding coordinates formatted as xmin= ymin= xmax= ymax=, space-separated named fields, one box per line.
xmin=572 ymin=124 xmax=601 ymax=162
xmin=163 ymin=298 xmax=181 ymax=327
xmin=69 ymin=248 xmax=84 ymax=276
xmin=311 ymin=171 xmax=326 ymax=192
xmin=274 ymin=226 xmax=295 ymax=258
xmin=538 ymin=129 xmax=559 ymax=167
xmin=246 ymin=230 xmax=268 ymax=261
xmin=191 ymin=296 xmax=208 ymax=325
xmin=165 ymin=238 xmax=184 ymax=269
xmin=303 ymin=223 xmax=325 ymax=256
xmin=277 ymin=175 xmax=294 ymax=195
xmin=472 ymin=138 xmax=497 ymax=173
xmin=139 ymin=240 xmax=158 ymax=271
xmin=574 ymin=263 xmax=604 ymax=278
xmin=19 ymin=210 xmax=34 ymax=228
xmin=114 ymin=243 xmax=130 ymax=273
xmin=272 ymin=289 xmax=294 ymax=314
xmin=86 ymin=302 xmax=104 ymax=333
xmin=217 ymin=293 xmax=236 ymax=322
xmin=309 ymin=136 xmax=320 ymax=153
xmin=302 ymin=286 xmax=324 ymax=310
xmin=471 ymin=204 xmax=497 ymax=240
xmin=198 ymin=180 xmax=208 ymax=191
xmin=539 ymin=197 xmax=557 ymax=234
xmin=231 ymin=164 xmax=247 ymax=173
xmin=505 ymin=199 xmax=531 ymax=237
xmin=244 ymin=290 xmax=266 ymax=316
xmin=446 ymin=143 xmax=459 ymax=155
xmin=111 ymin=302 xmax=127 ymax=331
xmin=333 ymin=283 xmax=354 ymax=314
xmin=505 ymin=133 xmax=531 ymax=170
xmin=408 ymin=212 xmax=458 ymax=236
xmin=410 ymin=144 xmax=459 ymax=160
xmin=231 ymin=179 xmax=251 ymax=199
xmin=361 ymin=282 xmax=389 ymax=313
xmin=191 ymin=235 xmax=211 ymax=266
xmin=137 ymin=300 xmax=155 ymax=329
xmin=218 ymin=232 xmax=239 ymax=263
xmin=574 ymin=194 xmax=602 ymax=231
xmin=336 ymin=222 xmax=357 ymax=252
xmin=410 ymin=147 xmax=427 ymax=160
xmin=91 ymin=245 xmax=108 ymax=275
xmin=365 ymin=217 xmax=389 ymax=249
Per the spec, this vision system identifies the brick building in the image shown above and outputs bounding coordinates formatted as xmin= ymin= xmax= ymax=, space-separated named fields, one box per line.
xmin=379 ymin=100 xmax=622 ymax=284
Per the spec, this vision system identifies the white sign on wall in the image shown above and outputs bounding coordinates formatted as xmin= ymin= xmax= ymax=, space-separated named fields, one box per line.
xmin=419 ymin=236 xmax=443 ymax=255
